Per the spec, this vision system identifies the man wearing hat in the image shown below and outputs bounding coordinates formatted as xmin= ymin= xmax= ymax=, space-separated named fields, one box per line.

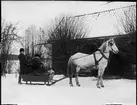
xmin=18 ymin=48 xmax=28 ymax=84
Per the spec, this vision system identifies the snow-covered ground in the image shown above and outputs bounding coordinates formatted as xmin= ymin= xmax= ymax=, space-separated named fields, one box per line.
xmin=2 ymin=74 xmax=136 ymax=105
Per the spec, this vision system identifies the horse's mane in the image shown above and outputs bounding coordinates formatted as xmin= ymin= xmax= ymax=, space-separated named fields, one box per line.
xmin=98 ymin=40 xmax=108 ymax=52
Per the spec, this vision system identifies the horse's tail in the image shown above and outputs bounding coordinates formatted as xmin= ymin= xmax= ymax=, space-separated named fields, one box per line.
xmin=67 ymin=58 xmax=71 ymax=77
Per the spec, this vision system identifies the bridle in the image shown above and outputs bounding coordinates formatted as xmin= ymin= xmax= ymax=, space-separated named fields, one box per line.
xmin=93 ymin=41 xmax=115 ymax=66
xmin=109 ymin=44 xmax=117 ymax=54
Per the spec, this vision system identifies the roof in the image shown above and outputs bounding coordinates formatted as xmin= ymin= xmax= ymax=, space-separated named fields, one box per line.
xmin=36 ymin=34 xmax=131 ymax=46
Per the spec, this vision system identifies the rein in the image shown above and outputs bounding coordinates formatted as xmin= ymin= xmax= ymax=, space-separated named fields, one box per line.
xmin=72 ymin=54 xmax=90 ymax=61
xmin=72 ymin=49 xmax=109 ymax=62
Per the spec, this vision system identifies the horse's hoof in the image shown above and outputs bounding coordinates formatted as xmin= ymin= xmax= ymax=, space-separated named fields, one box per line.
xmin=77 ymin=84 xmax=81 ymax=87
xmin=18 ymin=82 xmax=22 ymax=85
xmin=96 ymin=85 xmax=101 ymax=88
xmin=101 ymin=85 xmax=104 ymax=88
xmin=70 ymin=84 xmax=73 ymax=87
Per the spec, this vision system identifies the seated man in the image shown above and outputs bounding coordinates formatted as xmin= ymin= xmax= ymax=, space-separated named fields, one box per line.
xmin=31 ymin=54 xmax=48 ymax=75
xmin=31 ymin=54 xmax=42 ymax=69
xmin=31 ymin=54 xmax=55 ymax=82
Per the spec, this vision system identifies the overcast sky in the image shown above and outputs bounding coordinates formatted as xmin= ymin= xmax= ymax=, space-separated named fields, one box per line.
xmin=2 ymin=1 xmax=136 ymax=36
xmin=2 ymin=1 xmax=107 ymax=36
xmin=2 ymin=1 xmax=136 ymax=54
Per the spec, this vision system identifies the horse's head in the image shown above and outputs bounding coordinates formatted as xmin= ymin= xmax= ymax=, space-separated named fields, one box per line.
xmin=107 ymin=38 xmax=119 ymax=54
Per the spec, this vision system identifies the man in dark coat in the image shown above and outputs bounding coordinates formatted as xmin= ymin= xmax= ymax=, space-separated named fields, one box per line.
xmin=18 ymin=48 xmax=28 ymax=84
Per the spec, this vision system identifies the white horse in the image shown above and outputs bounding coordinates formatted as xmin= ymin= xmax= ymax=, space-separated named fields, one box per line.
xmin=67 ymin=38 xmax=119 ymax=88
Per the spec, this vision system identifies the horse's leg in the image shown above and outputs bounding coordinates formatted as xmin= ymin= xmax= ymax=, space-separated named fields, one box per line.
xmin=96 ymin=68 xmax=101 ymax=88
xmin=75 ymin=66 xmax=81 ymax=87
xmin=100 ymin=69 xmax=105 ymax=87
xmin=67 ymin=61 xmax=73 ymax=87
xmin=69 ymin=75 xmax=73 ymax=87
xmin=69 ymin=65 xmax=73 ymax=87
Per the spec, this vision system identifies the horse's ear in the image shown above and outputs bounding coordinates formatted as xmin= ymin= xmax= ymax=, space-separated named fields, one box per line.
xmin=109 ymin=38 xmax=114 ymax=42
xmin=110 ymin=38 xmax=113 ymax=40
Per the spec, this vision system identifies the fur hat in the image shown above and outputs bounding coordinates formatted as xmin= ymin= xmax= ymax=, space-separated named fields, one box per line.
xmin=20 ymin=48 xmax=24 ymax=52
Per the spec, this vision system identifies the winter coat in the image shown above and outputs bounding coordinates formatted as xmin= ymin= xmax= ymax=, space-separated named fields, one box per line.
xmin=18 ymin=53 xmax=28 ymax=74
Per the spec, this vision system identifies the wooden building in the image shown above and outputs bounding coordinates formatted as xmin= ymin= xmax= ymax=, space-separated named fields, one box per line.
xmin=52 ymin=33 xmax=136 ymax=77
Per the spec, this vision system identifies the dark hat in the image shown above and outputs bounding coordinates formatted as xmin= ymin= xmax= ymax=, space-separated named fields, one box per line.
xmin=20 ymin=48 xmax=24 ymax=52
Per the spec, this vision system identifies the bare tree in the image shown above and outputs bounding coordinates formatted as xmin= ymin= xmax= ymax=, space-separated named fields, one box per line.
xmin=47 ymin=15 xmax=87 ymax=41
xmin=23 ymin=15 xmax=88 ymax=67
xmin=24 ymin=25 xmax=48 ymax=61
xmin=43 ymin=15 xmax=88 ymax=67
xmin=24 ymin=25 xmax=37 ymax=59
xmin=115 ymin=5 xmax=136 ymax=76
xmin=1 ymin=19 xmax=22 ymax=76
xmin=35 ymin=28 xmax=47 ymax=56
xmin=116 ymin=5 xmax=136 ymax=35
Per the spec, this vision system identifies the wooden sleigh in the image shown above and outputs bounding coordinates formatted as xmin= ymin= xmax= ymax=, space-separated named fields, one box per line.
xmin=21 ymin=74 xmax=52 ymax=85
xmin=20 ymin=64 xmax=54 ymax=85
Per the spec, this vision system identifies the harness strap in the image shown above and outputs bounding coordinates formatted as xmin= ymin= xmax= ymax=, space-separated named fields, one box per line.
xmin=98 ymin=56 xmax=104 ymax=63
xmin=97 ymin=49 xmax=109 ymax=60
xmin=93 ymin=49 xmax=109 ymax=68
xmin=93 ymin=52 xmax=98 ymax=65
xmin=93 ymin=52 xmax=104 ymax=66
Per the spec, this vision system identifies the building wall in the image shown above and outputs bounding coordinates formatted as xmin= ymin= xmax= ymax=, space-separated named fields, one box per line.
xmin=52 ymin=34 xmax=136 ymax=76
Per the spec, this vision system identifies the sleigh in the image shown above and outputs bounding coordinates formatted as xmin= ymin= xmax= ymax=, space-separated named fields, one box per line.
xmin=20 ymin=63 xmax=54 ymax=85
xmin=21 ymin=74 xmax=51 ymax=85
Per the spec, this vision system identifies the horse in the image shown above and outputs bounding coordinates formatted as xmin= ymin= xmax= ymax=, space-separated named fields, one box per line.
xmin=67 ymin=38 xmax=119 ymax=88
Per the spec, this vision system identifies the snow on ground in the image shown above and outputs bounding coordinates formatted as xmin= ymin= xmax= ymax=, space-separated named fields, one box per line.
xmin=2 ymin=74 xmax=136 ymax=105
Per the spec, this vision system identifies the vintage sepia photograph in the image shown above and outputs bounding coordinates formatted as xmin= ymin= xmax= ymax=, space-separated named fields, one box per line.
xmin=1 ymin=1 xmax=136 ymax=105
